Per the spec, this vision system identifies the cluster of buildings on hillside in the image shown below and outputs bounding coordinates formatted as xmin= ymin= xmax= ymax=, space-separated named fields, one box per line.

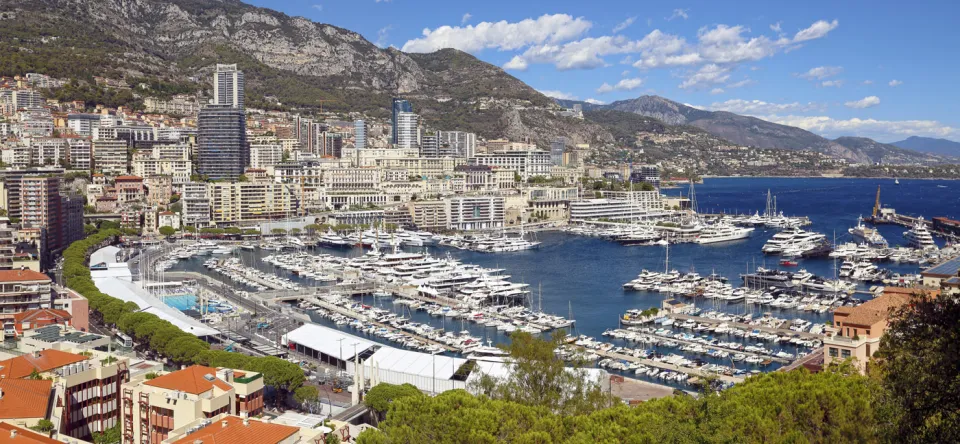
xmin=0 ymin=66 xmax=677 ymax=268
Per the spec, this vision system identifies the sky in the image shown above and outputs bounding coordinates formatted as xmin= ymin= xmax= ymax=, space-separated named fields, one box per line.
xmin=245 ymin=0 xmax=959 ymax=143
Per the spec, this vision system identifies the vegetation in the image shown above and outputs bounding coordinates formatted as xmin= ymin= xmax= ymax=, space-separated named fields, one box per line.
xmin=29 ymin=419 xmax=54 ymax=433
xmin=158 ymin=226 xmax=176 ymax=237
xmin=92 ymin=425 xmax=121 ymax=444
xmin=63 ymin=229 xmax=305 ymax=407
xmin=144 ymin=372 xmax=159 ymax=380
xmin=294 ymin=385 xmax=319 ymax=405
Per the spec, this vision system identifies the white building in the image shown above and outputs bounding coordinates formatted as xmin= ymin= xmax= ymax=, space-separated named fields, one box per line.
xmin=438 ymin=130 xmax=476 ymax=158
xmin=181 ymin=182 xmax=211 ymax=227
xmin=250 ymin=144 xmax=284 ymax=168
xmin=569 ymin=195 xmax=667 ymax=222
xmin=469 ymin=150 xmax=552 ymax=180
xmin=395 ymin=112 xmax=420 ymax=149
xmin=213 ymin=64 xmax=245 ymax=109
xmin=92 ymin=139 xmax=129 ymax=175
xmin=446 ymin=196 xmax=505 ymax=231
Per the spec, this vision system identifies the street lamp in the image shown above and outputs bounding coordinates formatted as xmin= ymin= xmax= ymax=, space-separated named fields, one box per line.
xmin=336 ymin=338 xmax=345 ymax=372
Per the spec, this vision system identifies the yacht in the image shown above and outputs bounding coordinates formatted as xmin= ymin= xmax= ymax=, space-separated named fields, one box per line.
xmin=761 ymin=229 xmax=826 ymax=255
xmin=904 ymin=218 xmax=937 ymax=250
xmin=839 ymin=260 xmax=888 ymax=282
xmin=696 ymin=223 xmax=754 ymax=244
xmin=318 ymin=230 xmax=351 ymax=249
xmin=848 ymin=216 xmax=887 ymax=247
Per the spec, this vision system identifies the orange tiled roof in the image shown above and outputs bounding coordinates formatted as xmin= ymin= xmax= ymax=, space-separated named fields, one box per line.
xmin=839 ymin=293 xmax=914 ymax=327
xmin=114 ymin=175 xmax=143 ymax=181
xmin=0 ymin=423 xmax=60 ymax=443
xmin=12 ymin=308 xmax=71 ymax=324
xmin=0 ymin=269 xmax=50 ymax=283
xmin=170 ymin=416 xmax=299 ymax=444
xmin=144 ymin=365 xmax=233 ymax=395
xmin=0 ymin=349 xmax=88 ymax=379
xmin=0 ymin=379 xmax=52 ymax=420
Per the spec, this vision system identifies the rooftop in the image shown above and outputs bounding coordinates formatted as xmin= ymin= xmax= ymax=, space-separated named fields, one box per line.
xmin=0 ymin=349 xmax=88 ymax=379
xmin=170 ymin=416 xmax=299 ymax=444
xmin=0 ymin=269 xmax=50 ymax=283
xmin=835 ymin=291 xmax=917 ymax=327
xmin=144 ymin=365 xmax=233 ymax=395
xmin=921 ymin=256 xmax=960 ymax=277
xmin=0 ymin=379 xmax=52 ymax=420
xmin=0 ymin=422 xmax=60 ymax=443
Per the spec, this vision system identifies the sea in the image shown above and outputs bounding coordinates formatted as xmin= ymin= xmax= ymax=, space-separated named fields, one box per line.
xmin=168 ymin=177 xmax=960 ymax=378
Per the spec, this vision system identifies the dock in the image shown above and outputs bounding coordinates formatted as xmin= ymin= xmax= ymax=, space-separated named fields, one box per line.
xmin=593 ymin=348 xmax=746 ymax=384
xmin=609 ymin=328 xmax=793 ymax=364
xmin=664 ymin=313 xmax=823 ymax=341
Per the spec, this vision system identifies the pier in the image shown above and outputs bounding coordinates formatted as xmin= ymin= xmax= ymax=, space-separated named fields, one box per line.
xmin=608 ymin=328 xmax=794 ymax=364
xmin=592 ymin=348 xmax=746 ymax=384
xmin=664 ymin=313 xmax=823 ymax=341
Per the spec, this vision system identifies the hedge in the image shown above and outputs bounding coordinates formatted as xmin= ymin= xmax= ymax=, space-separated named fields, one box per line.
xmin=63 ymin=230 xmax=305 ymax=395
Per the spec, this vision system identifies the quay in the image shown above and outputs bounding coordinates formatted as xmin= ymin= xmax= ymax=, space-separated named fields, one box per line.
xmin=664 ymin=313 xmax=823 ymax=341
xmin=609 ymin=328 xmax=793 ymax=364
xmin=593 ymin=348 xmax=745 ymax=384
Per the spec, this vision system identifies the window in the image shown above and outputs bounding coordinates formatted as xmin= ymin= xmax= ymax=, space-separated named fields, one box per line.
xmin=841 ymin=349 xmax=851 ymax=359
xmin=828 ymin=347 xmax=838 ymax=357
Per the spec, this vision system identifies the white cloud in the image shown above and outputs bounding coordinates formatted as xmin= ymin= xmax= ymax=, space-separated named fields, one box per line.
xmin=792 ymin=19 xmax=839 ymax=42
xmin=678 ymin=64 xmax=731 ymax=89
xmin=844 ymin=96 xmax=881 ymax=109
xmin=502 ymin=55 xmax=528 ymax=71
xmin=889 ymin=79 xmax=903 ymax=87
xmin=667 ymin=9 xmax=689 ymax=21
xmin=862 ymin=80 xmax=874 ymax=85
xmin=311 ymin=4 xmax=323 ymax=12
xmin=584 ymin=98 xmax=607 ymax=105
xmin=769 ymin=22 xmax=782 ymax=34
xmin=710 ymin=88 xmax=725 ymax=95
xmin=375 ymin=25 xmax=392 ymax=48
xmin=613 ymin=16 xmax=637 ymax=33
xmin=461 ymin=13 xmax=472 ymax=25
xmin=762 ymin=114 xmax=955 ymax=141
xmin=621 ymin=70 xmax=630 ymax=77
xmin=706 ymin=99 xmax=823 ymax=115
xmin=798 ymin=66 xmax=843 ymax=80
xmin=726 ymin=78 xmax=755 ymax=89
xmin=401 ymin=14 xmax=592 ymax=53
xmin=597 ymin=77 xmax=644 ymax=93
xmin=820 ymin=80 xmax=843 ymax=87
xmin=538 ymin=90 xmax=578 ymax=100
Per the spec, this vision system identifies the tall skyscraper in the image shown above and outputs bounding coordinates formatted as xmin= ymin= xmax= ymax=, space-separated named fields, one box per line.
xmin=420 ymin=134 xmax=439 ymax=157
xmin=395 ymin=112 xmax=420 ymax=149
xmin=354 ymin=120 xmax=367 ymax=149
xmin=550 ymin=137 xmax=566 ymax=166
xmin=213 ymin=64 xmax=245 ymax=108
xmin=197 ymin=105 xmax=248 ymax=181
xmin=391 ymin=98 xmax=412 ymax=144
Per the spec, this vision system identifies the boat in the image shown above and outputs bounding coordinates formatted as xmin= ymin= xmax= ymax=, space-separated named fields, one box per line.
xmin=761 ymin=229 xmax=827 ymax=255
xmin=848 ymin=216 xmax=888 ymax=247
xmin=695 ymin=223 xmax=754 ymax=244
xmin=903 ymin=217 xmax=937 ymax=250
xmin=779 ymin=259 xmax=798 ymax=267
xmin=894 ymin=178 xmax=900 ymax=185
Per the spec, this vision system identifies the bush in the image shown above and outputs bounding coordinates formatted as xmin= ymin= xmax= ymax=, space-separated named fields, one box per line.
xmin=158 ymin=226 xmax=176 ymax=236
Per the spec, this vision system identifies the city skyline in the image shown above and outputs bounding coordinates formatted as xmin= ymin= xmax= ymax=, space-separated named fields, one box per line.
xmin=246 ymin=0 xmax=958 ymax=143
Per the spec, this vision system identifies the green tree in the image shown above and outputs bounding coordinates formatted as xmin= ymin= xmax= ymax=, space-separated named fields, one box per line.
xmin=271 ymin=228 xmax=287 ymax=235
xmin=158 ymin=226 xmax=176 ymax=236
xmin=289 ymin=228 xmax=301 ymax=235
xmin=294 ymin=385 xmax=319 ymax=404
xmin=875 ymin=290 xmax=960 ymax=443
xmin=183 ymin=225 xmax=197 ymax=233
xmin=364 ymin=383 xmax=423 ymax=424
xmin=30 ymin=419 xmax=54 ymax=433
xmin=224 ymin=227 xmax=242 ymax=235
xmin=304 ymin=224 xmax=321 ymax=233
xmin=93 ymin=425 xmax=121 ymax=444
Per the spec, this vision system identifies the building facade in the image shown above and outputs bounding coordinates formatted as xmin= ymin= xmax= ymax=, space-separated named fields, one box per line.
xmin=197 ymin=105 xmax=248 ymax=181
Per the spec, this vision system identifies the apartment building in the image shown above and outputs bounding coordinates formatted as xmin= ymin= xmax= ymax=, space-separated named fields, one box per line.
xmin=209 ymin=182 xmax=296 ymax=225
xmin=0 ymin=270 xmax=53 ymax=327
xmin=181 ymin=183 xmax=211 ymax=227
xmin=446 ymin=196 xmax=505 ymax=231
xmin=823 ymin=288 xmax=917 ymax=373
xmin=143 ymin=95 xmax=200 ymax=115
xmin=20 ymin=175 xmax=84 ymax=264
xmin=250 ymin=144 xmax=284 ymax=168
xmin=165 ymin=415 xmax=305 ymax=444
xmin=132 ymin=158 xmax=192 ymax=184
xmin=408 ymin=200 xmax=449 ymax=230
xmin=68 ymin=139 xmax=93 ymax=170
xmin=92 ymin=139 xmax=130 ymax=175
xmin=0 ymin=347 xmax=130 ymax=440
xmin=0 ymin=378 xmax=54 ymax=430
xmin=121 ymin=365 xmax=265 ymax=443
xmin=322 ymin=167 xmax=382 ymax=192
xmin=469 ymin=150 xmax=552 ymax=181
xmin=114 ymin=176 xmax=145 ymax=204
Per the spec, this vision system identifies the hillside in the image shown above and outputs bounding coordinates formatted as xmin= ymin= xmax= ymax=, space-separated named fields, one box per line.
xmin=562 ymin=96 xmax=945 ymax=165
xmin=893 ymin=136 xmax=960 ymax=156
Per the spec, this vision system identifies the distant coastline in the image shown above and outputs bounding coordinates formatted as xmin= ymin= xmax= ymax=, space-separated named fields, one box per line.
xmin=699 ymin=175 xmax=960 ymax=180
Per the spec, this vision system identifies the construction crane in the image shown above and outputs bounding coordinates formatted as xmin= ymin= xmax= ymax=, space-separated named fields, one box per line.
xmin=872 ymin=185 xmax=882 ymax=218
xmin=317 ymin=99 xmax=332 ymax=114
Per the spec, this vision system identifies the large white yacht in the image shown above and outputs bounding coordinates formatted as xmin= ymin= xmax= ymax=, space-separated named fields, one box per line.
xmin=904 ymin=217 xmax=937 ymax=250
xmin=848 ymin=216 xmax=887 ymax=247
xmin=761 ymin=229 xmax=826 ymax=254
xmin=695 ymin=223 xmax=754 ymax=244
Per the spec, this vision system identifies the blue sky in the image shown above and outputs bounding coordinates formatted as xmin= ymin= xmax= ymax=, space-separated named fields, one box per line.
xmin=246 ymin=0 xmax=958 ymax=142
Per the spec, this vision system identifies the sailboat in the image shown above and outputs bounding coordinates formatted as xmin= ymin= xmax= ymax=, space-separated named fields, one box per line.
xmin=894 ymin=177 xmax=900 ymax=185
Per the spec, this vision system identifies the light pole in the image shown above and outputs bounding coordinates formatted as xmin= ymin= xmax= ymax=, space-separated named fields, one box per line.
xmin=336 ymin=338 xmax=345 ymax=372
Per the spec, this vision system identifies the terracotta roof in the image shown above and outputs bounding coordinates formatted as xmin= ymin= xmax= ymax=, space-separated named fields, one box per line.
xmin=838 ymin=293 xmax=913 ymax=327
xmin=0 ymin=379 xmax=52 ymax=420
xmin=0 ymin=270 xmax=50 ymax=283
xmin=12 ymin=308 xmax=71 ymax=324
xmin=0 ymin=350 xmax=88 ymax=379
xmin=144 ymin=365 xmax=233 ymax=395
xmin=114 ymin=175 xmax=143 ymax=181
xmin=170 ymin=416 xmax=299 ymax=444
xmin=0 ymin=423 xmax=60 ymax=443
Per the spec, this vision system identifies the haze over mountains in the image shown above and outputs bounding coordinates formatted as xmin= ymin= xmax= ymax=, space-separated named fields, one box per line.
xmin=2 ymin=0 xmax=954 ymax=165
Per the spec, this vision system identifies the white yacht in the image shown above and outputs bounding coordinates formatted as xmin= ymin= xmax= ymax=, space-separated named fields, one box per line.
xmin=839 ymin=260 xmax=888 ymax=281
xmin=904 ymin=217 xmax=937 ymax=250
xmin=318 ymin=230 xmax=351 ymax=248
xmin=848 ymin=216 xmax=887 ymax=247
xmin=696 ymin=223 xmax=754 ymax=244
xmin=761 ymin=229 xmax=826 ymax=254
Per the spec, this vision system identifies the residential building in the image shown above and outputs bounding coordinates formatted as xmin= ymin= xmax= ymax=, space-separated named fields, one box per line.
xmin=197 ymin=105 xmax=248 ymax=181
xmin=322 ymin=168 xmax=382 ymax=192
xmin=143 ymin=95 xmax=199 ymax=115
xmin=391 ymin=98 xmax=412 ymax=144
xmin=121 ymin=365 xmax=265 ymax=443
xmin=395 ymin=112 xmax=420 ymax=149
xmin=550 ymin=137 xmax=566 ymax=166
xmin=920 ymin=256 xmax=960 ymax=289
xmin=181 ymin=182 xmax=211 ymax=227
xmin=0 ymin=378 xmax=54 ymax=430
xmin=823 ymin=288 xmax=919 ymax=373
xmin=629 ymin=164 xmax=661 ymax=189
xmin=354 ymin=119 xmax=367 ymax=149
xmin=446 ymin=196 xmax=505 ymax=231
xmin=10 ymin=90 xmax=43 ymax=110
xmin=0 ymin=167 xmax=64 ymax=219
xmin=0 ymin=269 xmax=52 ymax=332
xmin=132 ymin=158 xmax=192 ymax=184
xmin=419 ymin=134 xmax=441 ymax=158
xmin=114 ymin=176 xmax=145 ymax=204
xmin=438 ymin=130 xmax=476 ymax=158
xmin=469 ymin=150 xmax=552 ymax=180
xmin=67 ymin=139 xmax=92 ymax=170
xmin=20 ymin=176 xmax=83 ymax=266
xmin=213 ymin=64 xmax=245 ymax=109
xmin=0 ymin=422 xmax=62 ymax=443
xmin=92 ymin=139 xmax=130 ymax=175
xmin=569 ymin=198 xmax=667 ymax=222
xmin=66 ymin=113 xmax=102 ymax=136
xmin=250 ymin=144 xmax=284 ymax=168
xmin=165 ymin=415 xmax=304 ymax=444
xmin=158 ymin=211 xmax=180 ymax=230
xmin=209 ymin=182 xmax=297 ymax=225
xmin=409 ymin=200 xmax=448 ymax=230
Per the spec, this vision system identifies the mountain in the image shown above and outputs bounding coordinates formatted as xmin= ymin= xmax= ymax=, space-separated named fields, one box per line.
xmin=892 ymin=136 xmax=960 ymax=156
xmin=0 ymin=0 xmax=623 ymax=148
xmin=561 ymin=96 xmax=945 ymax=165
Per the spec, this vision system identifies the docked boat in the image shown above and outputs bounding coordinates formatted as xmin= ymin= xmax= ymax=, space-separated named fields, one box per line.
xmin=904 ymin=217 xmax=937 ymax=250
xmin=761 ymin=229 xmax=827 ymax=255
xmin=695 ymin=223 xmax=754 ymax=244
xmin=318 ymin=230 xmax=352 ymax=249
xmin=848 ymin=216 xmax=887 ymax=247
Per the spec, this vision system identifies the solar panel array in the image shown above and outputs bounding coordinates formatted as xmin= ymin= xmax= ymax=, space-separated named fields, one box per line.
xmin=922 ymin=257 xmax=960 ymax=277
xmin=31 ymin=325 xmax=104 ymax=344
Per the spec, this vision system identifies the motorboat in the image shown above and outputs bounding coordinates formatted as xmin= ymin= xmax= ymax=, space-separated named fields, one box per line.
xmin=848 ymin=216 xmax=888 ymax=247
xmin=903 ymin=217 xmax=937 ymax=250
xmin=695 ymin=223 xmax=754 ymax=244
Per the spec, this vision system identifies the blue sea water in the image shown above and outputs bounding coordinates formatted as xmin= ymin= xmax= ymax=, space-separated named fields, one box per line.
xmin=169 ymin=177 xmax=959 ymax=377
